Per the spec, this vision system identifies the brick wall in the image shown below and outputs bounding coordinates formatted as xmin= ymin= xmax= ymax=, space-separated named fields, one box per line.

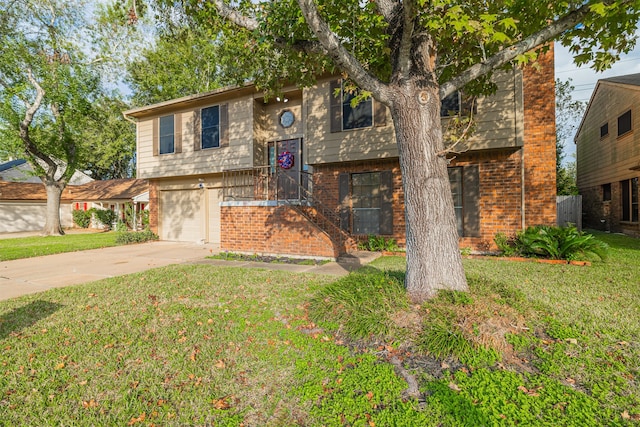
xmin=313 ymin=151 xmax=527 ymax=251
xmin=148 ymin=180 xmax=159 ymax=234
xmin=451 ymin=150 xmax=523 ymax=250
xmin=220 ymin=205 xmax=338 ymax=258
xmin=523 ymin=46 xmax=557 ymax=226
xmin=313 ymin=159 xmax=406 ymax=246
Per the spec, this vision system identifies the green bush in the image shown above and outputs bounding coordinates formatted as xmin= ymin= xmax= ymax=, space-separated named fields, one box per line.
xmin=72 ymin=209 xmax=93 ymax=228
xmin=115 ymin=229 xmax=158 ymax=245
xmin=93 ymin=209 xmax=117 ymax=230
xmin=357 ymin=235 xmax=399 ymax=252
xmin=494 ymin=225 xmax=608 ymax=261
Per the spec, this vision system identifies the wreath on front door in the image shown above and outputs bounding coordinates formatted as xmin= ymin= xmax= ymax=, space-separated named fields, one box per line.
xmin=277 ymin=151 xmax=294 ymax=169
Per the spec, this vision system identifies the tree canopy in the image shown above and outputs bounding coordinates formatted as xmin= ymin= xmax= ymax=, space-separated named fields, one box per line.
xmin=0 ymin=0 xmax=135 ymax=234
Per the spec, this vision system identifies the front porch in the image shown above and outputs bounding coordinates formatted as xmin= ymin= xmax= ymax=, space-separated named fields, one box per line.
xmin=220 ymin=166 xmax=353 ymax=259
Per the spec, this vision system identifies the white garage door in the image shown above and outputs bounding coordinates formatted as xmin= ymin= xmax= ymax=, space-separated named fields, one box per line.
xmin=160 ymin=190 xmax=204 ymax=242
xmin=207 ymin=188 xmax=222 ymax=245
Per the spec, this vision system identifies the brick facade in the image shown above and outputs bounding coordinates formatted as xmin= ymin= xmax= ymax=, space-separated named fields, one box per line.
xmin=582 ymin=182 xmax=640 ymax=236
xmin=148 ymin=181 xmax=159 ymax=235
xmin=313 ymin=149 xmax=531 ymax=252
xmin=220 ymin=204 xmax=338 ymax=258
xmin=523 ymin=48 xmax=557 ymax=227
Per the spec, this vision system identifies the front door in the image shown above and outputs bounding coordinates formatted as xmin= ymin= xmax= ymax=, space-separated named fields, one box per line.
xmin=275 ymin=138 xmax=301 ymax=200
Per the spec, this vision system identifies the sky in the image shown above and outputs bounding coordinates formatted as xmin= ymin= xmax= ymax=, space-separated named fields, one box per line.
xmin=554 ymin=39 xmax=640 ymax=160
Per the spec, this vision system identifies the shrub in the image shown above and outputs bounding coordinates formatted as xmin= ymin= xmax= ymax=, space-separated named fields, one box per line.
xmin=494 ymin=225 xmax=608 ymax=261
xmin=115 ymin=229 xmax=158 ymax=245
xmin=72 ymin=209 xmax=93 ymax=228
xmin=357 ymin=235 xmax=399 ymax=252
xmin=93 ymin=209 xmax=117 ymax=230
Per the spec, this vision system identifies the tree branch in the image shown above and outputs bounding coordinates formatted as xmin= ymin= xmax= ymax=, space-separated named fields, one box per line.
xmin=20 ymin=68 xmax=57 ymax=175
xmin=439 ymin=2 xmax=598 ymax=98
xmin=208 ymin=1 xmax=325 ymax=56
xmin=296 ymin=0 xmax=391 ymax=104
xmin=373 ymin=0 xmax=400 ymax=23
xmin=210 ymin=0 xmax=258 ymax=31
xmin=396 ymin=0 xmax=414 ymax=80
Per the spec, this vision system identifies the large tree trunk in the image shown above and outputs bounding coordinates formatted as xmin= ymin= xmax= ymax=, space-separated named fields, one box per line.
xmin=389 ymin=80 xmax=468 ymax=302
xmin=42 ymin=180 xmax=65 ymax=236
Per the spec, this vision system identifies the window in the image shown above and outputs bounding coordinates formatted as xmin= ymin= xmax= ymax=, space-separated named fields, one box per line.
xmin=441 ymin=92 xmax=460 ymax=117
xmin=602 ymin=183 xmax=611 ymax=201
xmin=448 ymin=168 xmax=464 ymax=236
xmin=352 ymin=172 xmax=381 ymax=234
xmin=600 ymin=123 xmax=609 ymax=138
xmin=330 ymin=80 xmax=386 ymax=132
xmin=342 ymin=87 xmax=373 ymax=130
xmin=159 ymin=115 xmax=175 ymax=154
xmin=201 ymin=106 xmax=220 ymax=149
xmin=621 ymin=178 xmax=638 ymax=222
xmin=618 ymin=110 xmax=632 ymax=137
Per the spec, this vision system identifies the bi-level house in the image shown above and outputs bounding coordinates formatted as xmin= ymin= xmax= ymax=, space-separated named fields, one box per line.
xmin=575 ymin=73 xmax=640 ymax=236
xmin=124 ymin=49 xmax=556 ymax=258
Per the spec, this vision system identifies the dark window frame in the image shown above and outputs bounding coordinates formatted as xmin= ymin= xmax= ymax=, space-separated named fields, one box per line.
xmin=602 ymin=183 xmax=612 ymax=202
xmin=448 ymin=167 xmax=464 ymax=236
xmin=441 ymin=92 xmax=461 ymax=117
xmin=600 ymin=122 xmax=609 ymax=139
xmin=201 ymin=105 xmax=221 ymax=149
xmin=159 ymin=114 xmax=175 ymax=155
xmin=351 ymin=171 xmax=381 ymax=235
xmin=341 ymin=85 xmax=374 ymax=131
xmin=621 ymin=177 xmax=639 ymax=222
xmin=618 ymin=110 xmax=632 ymax=137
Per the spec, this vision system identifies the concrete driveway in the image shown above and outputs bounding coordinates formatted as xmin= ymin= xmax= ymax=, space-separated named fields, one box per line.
xmin=0 ymin=241 xmax=218 ymax=302
xmin=0 ymin=241 xmax=380 ymax=302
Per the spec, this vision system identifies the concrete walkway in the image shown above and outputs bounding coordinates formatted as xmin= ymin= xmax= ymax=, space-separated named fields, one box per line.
xmin=0 ymin=241 xmax=380 ymax=302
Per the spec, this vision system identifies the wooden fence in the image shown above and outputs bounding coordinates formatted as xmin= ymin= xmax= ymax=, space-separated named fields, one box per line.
xmin=556 ymin=195 xmax=582 ymax=230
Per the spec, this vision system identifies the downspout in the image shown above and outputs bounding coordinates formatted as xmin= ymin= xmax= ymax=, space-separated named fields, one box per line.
xmin=514 ymin=67 xmax=526 ymax=230
xmin=521 ymin=147 xmax=526 ymax=230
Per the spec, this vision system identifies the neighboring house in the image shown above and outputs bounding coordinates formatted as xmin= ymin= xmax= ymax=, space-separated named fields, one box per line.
xmin=0 ymin=178 xmax=148 ymax=234
xmin=0 ymin=181 xmax=74 ymax=233
xmin=575 ymin=73 xmax=640 ymax=236
xmin=124 ymin=49 xmax=556 ymax=257
xmin=0 ymin=159 xmax=94 ymax=185
xmin=69 ymin=179 xmax=149 ymax=229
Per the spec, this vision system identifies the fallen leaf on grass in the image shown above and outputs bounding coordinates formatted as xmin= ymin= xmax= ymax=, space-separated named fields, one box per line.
xmin=214 ymin=359 xmax=226 ymax=369
xmin=127 ymin=412 xmax=146 ymax=425
xmin=212 ymin=396 xmax=231 ymax=410
xmin=448 ymin=382 xmax=461 ymax=392
xmin=82 ymin=399 xmax=98 ymax=408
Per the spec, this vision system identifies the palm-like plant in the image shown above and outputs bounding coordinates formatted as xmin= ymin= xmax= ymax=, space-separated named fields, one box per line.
xmin=501 ymin=226 xmax=608 ymax=261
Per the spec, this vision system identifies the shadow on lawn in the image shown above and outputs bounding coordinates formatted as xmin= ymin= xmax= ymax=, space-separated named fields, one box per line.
xmin=0 ymin=300 xmax=63 ymax=340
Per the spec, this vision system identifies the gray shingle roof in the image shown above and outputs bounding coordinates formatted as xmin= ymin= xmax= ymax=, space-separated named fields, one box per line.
xmin=601 ymin=73 xmax=640 ymax=86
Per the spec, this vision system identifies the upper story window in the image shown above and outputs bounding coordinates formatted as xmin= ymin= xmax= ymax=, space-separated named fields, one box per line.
xmin=600 ymin=123 xmax=609 ymax=138
xmin=441 ymin=92 xmax=461 ymax=117
xmin=441 ymin=91 xmax=476 ymax=118
xmin=618 ymin=110 xmax=632 ymax=137
xmin=194 ymin=104 xmax=228 ymax=152
xmin=342 ymin=88 xmax=373 ymax=130
xmin=201 ymin=105 xmax=220 ymax=149
xmin=330 ymin=80 xmax=386 ymax=133
xmin=159 ymin=115 xmax=175 ymax=154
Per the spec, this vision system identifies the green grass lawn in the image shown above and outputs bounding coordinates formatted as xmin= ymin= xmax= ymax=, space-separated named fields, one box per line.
xmin=0 ymin=232 xmax=119 ymax=261
xmin=0 ymin=232 xmax=638 ymax=425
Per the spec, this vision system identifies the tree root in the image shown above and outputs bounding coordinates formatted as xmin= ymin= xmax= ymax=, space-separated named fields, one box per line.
xmin=389 ymin=356 xmax=421 ymax=400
